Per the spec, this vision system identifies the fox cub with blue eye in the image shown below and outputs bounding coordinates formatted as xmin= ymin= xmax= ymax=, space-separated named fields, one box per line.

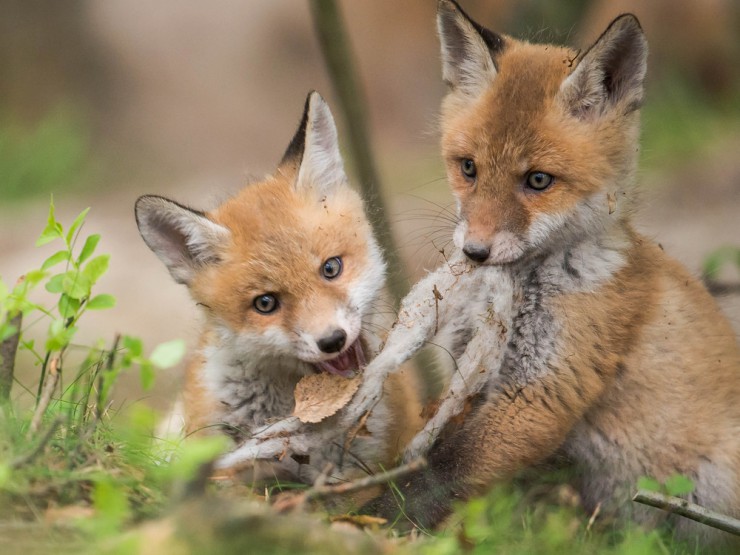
xmin=362 ymin=0 xmax=740 ymax=547
xmin=135 ymin=91 xmax=421 ymax=483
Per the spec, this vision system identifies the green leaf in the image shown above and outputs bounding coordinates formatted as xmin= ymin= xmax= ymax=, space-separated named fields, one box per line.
xmin=65 ymin=207 xmax=90 ymax=246
xmin=82 ymin=254 xmax=109 ymax=285
xmin=77 ymin=234 xmax=100 ymax=265
xmin=0 ymin=324 xmax=18 ymax=342
xmin=703 ymin=246 xmax=740 ymax=277
xmin=636 ymin=476 xmax=662 ymax=493
xmin=168 ymin=435 xmax=230 ymax=482
xmin=41 ymin=250 xmax=71 ymax=271
xmin=58 ymin=294 xmax=81 ymax=319
xmin=62 ymin=270 xmax=92 ymax=300
xmin=149 ymin=339 xmax=186 ymax=369
xmin=0 ymin=279 xmax=8 ymax=301
xmin=86 ymin=294 xmax=116 ymax=310
xmin=664 ymin=474 xmax=695 ymax=496
xmin=24 ymin=269 xmax=47 ymax=286
xmin=139 ymin=360 xmax=155 ymax=391
xmin=45 ymin=273 xmax=65 ymax=294
xmin=45 ymin=319 xmax=77 ymax=351
xmin=36 ymin=197 xmax=64 ymax=246
xmin=92 ymin=478 xmax=131 ymax=533
xmin=123 ymin=335 xmax=143 ymax=358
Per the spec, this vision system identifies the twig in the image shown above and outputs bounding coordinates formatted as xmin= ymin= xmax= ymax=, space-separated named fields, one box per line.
xmin=305 ymin=458 xmax=427 ymax=502
xmin=27 ymin=356 xmax=61 ymax=438
xmin=633 ymin=490 xmax=740 ymax=536
xmin=11 ymin=415 xmax=64 ymax=469
xmin=0 ymin=312 xmax=22 ymax=403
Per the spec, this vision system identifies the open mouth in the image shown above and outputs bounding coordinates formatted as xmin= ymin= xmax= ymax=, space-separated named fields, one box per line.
xmin=313 ymin=338 xmax=366 ymax=378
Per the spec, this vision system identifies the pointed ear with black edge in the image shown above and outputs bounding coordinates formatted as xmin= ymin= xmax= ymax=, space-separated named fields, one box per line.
xmin=437 ymin=0 xmax=504 ymax=98
xmin=135 ymin=195 xmax=229 ymax=285
xmin=286 ymin=91 xmax=348 ymax=197
xmin=559 ymin=13 xmax=648 ymax=119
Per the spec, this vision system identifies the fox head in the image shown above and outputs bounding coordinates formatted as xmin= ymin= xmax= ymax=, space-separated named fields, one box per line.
xmin=135 ymin=92 xmax=385 ymax=377
xmin=437 ymin=0 xmax=648 ymax=265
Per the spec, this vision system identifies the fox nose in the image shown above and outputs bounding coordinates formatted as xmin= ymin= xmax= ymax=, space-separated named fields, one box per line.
xmin=462 ymin=242 xmax=490 ymax=263
xmin=317 ymin=329 xmax=347 ymax=353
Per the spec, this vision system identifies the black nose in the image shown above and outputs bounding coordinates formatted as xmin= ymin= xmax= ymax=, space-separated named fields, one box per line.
xmin=317 ymin=329 xmax=347 ymax=353
xmin=462 ymin=243 xmax=490 ymax=263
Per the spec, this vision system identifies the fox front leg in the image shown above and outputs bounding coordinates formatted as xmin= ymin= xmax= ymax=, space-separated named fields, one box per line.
xmin=215 ymin=428 xmax=322 ymax=470
xmin=403 ymin=270 xmax=514 ymax=461
xmin=340 ymin=254 xmax=475 ymax=429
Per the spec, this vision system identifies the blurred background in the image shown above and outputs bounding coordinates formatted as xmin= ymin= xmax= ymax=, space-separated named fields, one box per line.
xmin=1 ymin=0 xmax=739 ymax=410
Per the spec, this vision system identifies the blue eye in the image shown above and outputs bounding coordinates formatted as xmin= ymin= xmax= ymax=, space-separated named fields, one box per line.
xmin=253 ymin=294 xmax=278 ymax=314
xmin=526 ymin=171 xmax=554 ymax=191
xmin=461 ymin=158 xmax=477 ymax=180
xmin=322 ymin=257 xmax=343 ymax=279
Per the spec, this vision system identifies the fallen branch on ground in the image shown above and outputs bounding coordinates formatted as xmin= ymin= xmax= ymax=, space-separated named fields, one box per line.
xmin=273 ymin=458 xmax=427 ymax=514
xmin=633 ymin=489 xmax=740 ymax=536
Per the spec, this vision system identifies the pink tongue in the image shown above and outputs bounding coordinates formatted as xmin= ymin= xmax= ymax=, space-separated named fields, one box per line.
xmin=315 ymin=339 xmax=366 ymax=378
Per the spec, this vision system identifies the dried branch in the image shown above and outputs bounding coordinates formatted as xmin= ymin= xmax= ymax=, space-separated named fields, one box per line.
xmin=27 ymin=356 xmax=61 ymax=438
xmin=0 ymin=312 xmax=22 ymax=403
xmin=305 ymin=457 xmax=427 ymax=502
xmin=633 ymin=490 xmax=740 ymax=536
xmin=273 ymin=458 xmax=427 ymax=514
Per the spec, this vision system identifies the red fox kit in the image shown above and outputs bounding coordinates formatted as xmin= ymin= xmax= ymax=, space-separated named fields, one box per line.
xmin=356 ymin=0 xmax=740 ymax=545
xmin=135 ymin=92 xmax=421 ymax=483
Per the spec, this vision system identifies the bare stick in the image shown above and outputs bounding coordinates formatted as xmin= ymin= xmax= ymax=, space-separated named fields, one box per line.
xmin=27 ymin=356 xmax=60 ymax=438
xmin=305 ymin=458 xmax=427 ymax=502
xmin=0 ymin=312 xmax=22 ymax=403
xmin=633 ymin=490 xmax=740 ymax=536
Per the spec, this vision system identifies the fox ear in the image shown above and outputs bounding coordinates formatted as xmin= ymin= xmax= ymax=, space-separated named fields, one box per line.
xmin=437 ymin=0 xmax=504 ymax=98
xmin=559 ymin=14 xmax=647 ymax=118
xmin=135 ymin=195 xmax=229 ymax=285
xmin=282 ymin=91 xmax=348 ymax=196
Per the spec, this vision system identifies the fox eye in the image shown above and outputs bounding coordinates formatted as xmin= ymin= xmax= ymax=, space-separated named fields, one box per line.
xmin=526 ymin=171 xmax=554 ymax=191
xmin=253 ymin=294 xmax=278 ymax=314
xmin=460 ymin=158 xmax=477 ymax=180
xmin=322 ymin=257 xmax=343 ymax=280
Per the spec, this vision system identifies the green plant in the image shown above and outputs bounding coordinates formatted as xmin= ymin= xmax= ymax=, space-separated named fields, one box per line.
xmin=0 ymin=198 xmax=185 ymax=534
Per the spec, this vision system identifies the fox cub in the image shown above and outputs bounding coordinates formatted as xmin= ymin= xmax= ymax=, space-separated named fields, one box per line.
xmin=135 ymin=92 xmax=420 ymax=483
xmin=360 ymin=0 xmax=740 ymax=545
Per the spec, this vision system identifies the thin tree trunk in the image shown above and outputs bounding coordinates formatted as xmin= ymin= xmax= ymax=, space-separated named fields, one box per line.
xmin=308 ymin=0 xmax=409 ymax=305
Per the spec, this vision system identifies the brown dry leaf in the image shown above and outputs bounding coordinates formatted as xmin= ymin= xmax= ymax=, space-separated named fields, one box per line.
xmin=293 ymin=372 xmax=361 ymax=423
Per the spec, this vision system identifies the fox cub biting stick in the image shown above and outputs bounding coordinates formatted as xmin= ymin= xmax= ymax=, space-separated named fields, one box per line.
xmin=135 ymin=92 xmax=421 ymax=483
xmin=227 ymin=1 xmax=740 ymax=546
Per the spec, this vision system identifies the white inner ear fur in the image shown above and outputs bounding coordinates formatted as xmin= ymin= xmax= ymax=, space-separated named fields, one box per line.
xmin=437 ymin=3 xmax=497 ymax=98
xmin=136 ymin=197 xmax=229 ymax=285
xmin=295 ymin=94 xmax=348 ymax=196
xmin=559 ymin=16 xmax=647 ymax=118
